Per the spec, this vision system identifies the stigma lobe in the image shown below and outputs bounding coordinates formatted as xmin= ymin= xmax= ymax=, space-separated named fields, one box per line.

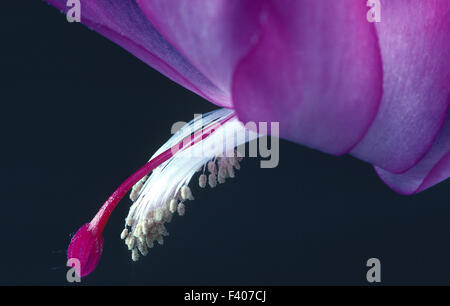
xmin=67 ymin=223 xmax=104 ymax=277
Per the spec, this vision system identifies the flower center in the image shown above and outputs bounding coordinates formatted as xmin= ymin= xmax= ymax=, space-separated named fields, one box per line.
xmin=67 ymin=109 xmax=258 ymax=277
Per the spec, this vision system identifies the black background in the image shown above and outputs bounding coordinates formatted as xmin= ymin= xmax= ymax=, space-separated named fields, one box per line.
xmin=1 ymin=1 xmax=449 ymax=285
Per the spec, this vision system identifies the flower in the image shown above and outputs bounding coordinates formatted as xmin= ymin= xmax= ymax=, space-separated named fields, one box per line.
xmin=68 ymin=109 xmax=252 ymax=276
xmin=46 ymin=0 xmax=449 ymax=277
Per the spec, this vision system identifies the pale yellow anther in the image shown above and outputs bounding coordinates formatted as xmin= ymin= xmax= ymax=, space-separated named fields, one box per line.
xmin=155 ymin=208 xmax=163 ymax=222
xmin=135 ymin=180 xmax=144 ymax=188
xmin=130 ymin=181 xmax=144 ymax=202
xmin=126 ymin=235 xmax=136 ymax=250
xmin=130 ymin=175 xmax=147 ymax=202
xmin=234 ymin=161 xmax=241 ymax=170
xmin=227 ymin=164 xmax=235 ymax=178
xmin=126 ymin=216 xmax=135 ymax=227
xmin=138 ymin=241 xmax=148 ymax=256
xmin=208 ymin=173 xmax=217 ymax=188
xmin=138 ymin=235 xmax=146 ymax=246
xmin=161 ymin=212 xmax=169 ymax=223
xmin=142 ymin=223 xmax=149 ymax=236
xmin=131 ymin=248 xmax=140 ymax=262
xmin=169 ymin=199 xmax=178 ymax=213
xmin=120 ymin=228 xmax=128 ymax=240
xmin=165 ymin=212 xmax=173 ymax=223
xmin=199 ymin=174 xmax=207 ymax=188
xmin=207 ymin=161 xmax=216 ymax=174
xmin=181 ymin=186 xmax=194 ymax=201
xmin=146 ymin=236 xmax=154 ymax=249
xmin=177 ymin=203 xmax=186 ymax=216
xmin=156 ymin=235 xmax=164 ymax=245
xmin=130 ymin=189 xmax=139 ymax=202
xmin=218 ymin=166 xmax=227 ymax=180
xmin=134 ymin=223 xmax=143 ymax=238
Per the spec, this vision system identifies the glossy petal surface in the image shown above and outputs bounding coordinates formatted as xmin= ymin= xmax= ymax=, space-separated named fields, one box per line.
xmin=232 ymin=0 xmax=383 ymax=155
xmin=138 ymin=0 xmax=264 ymax=96
xmin=376 ymin=114 xmax=450 ymax=195
xmin=351 ymin=0 xmax=450 ymax=173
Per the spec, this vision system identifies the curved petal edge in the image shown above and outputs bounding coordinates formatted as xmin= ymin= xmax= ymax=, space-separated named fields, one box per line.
xmin=375 ymin=112 xmax=450 ymax=195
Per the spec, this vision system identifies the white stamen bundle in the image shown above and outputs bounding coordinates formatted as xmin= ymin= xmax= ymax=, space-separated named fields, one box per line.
xmin=122 ymin=108 xmax=259 ymax=260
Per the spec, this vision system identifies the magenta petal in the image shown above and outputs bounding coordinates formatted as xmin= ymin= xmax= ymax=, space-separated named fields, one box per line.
xmin=375 ymin=114 xmax=450 ymax=195
xmin=232 ymin=1 xmax=383 ymax=155
xmin=137 ymin=0 xmax=264 ymax=99
xmin=45 ymin=0 xmax=230 ymax=107
xmin=351 ymin=0 xmax=450 ymax=173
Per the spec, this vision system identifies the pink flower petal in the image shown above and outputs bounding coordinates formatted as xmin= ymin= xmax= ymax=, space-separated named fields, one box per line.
xmin=351 ymin=0 xmax=450 ymax=173
xmin=375 ymin=113 xmax=450 ymax=195
xmin=137 ymin=0 xmax=264 ymax=100
xmin=45 ymin=0 xmax=230 ymax=107
xmin=231 ymin=0 xmax=383 ymax=155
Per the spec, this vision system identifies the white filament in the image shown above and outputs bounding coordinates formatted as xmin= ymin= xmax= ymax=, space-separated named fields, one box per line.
xmin=122 ymin=108 xmax=259 ymax=259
